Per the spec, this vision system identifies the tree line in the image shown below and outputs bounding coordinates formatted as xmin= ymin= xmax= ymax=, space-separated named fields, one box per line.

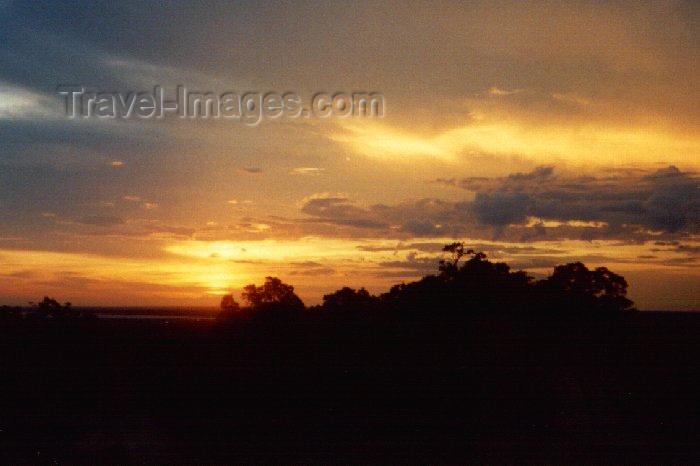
xmin=0 ymin=242 xmax=634 ymax=324
xmin=219 ymin=242 xmax=634 ymax=323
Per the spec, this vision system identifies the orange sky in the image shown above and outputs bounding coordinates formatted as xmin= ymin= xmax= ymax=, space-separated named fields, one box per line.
xmin=0 ymin=1 xmax=698 ymax=309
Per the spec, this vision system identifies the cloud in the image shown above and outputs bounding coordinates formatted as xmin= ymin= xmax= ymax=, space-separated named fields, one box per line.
xmin=438 ymin=165 xmax=555 ymax=193
xmin=300 ymin=194 xmax=387 ymax=229
xmin=473 ymin=192 xmax=531 ymax=226
xmin=378 ymin=252 xmax=442 ymax=276
xmin=290 ymin=167 xmax=324 ymax=175
xmin=0 ymin=1 xmax=697 ymax=309
xmin=298 ymin=194 xmax=475 ymax=236
xmin=39 ymin=165 xmax=693 ymax=250
xmin=0 ymin=82 xmax=57 ymax=120
xmin=75 ymin=215 xmax=125 ymax=226
xmin=209 ymin=166 xmax=695 ymax=246
xmin=289 ymin=266 xmax=335 ymax=276
xmin=488 ymin=87 xmax=524 ymax=96
xmin=642 ymin=167 xmax=699 ymax=232
xmin=400 ymin=220 xmax=439 ymax=235
xmin=436 ymin=165 xmax=700 ymax=237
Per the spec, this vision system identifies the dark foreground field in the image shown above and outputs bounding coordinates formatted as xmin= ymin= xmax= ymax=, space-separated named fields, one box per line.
xmin=2 ymin=311 xmax=700 ymax=464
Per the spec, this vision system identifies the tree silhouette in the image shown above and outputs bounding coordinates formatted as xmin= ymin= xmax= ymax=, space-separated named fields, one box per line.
xmin=219 ymin=294 xmax=241 ymax=320
xmin=217 ymin=244 xmax=635 ymax=326
xmin=37 ymin=296 xmax=70 ymax=318
xmin=241 ymin=276 xmax=304 ymax=312
xmin=220 ymin=294 xmax=240 ymax=312
xmin=321 ymin=287 xmax=379 ymax=313
xmin=541 ymin=262 xmax=633 ymax=312
xmin=378 ymin=243 xmax=634 ymax=315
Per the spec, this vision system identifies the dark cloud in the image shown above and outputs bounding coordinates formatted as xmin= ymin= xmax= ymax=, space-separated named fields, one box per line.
xmin=400 ymin=220 xmax=439 ymax=235
xmin=331 ymin=218 xmax=388 ymax=229
xmin=473 ymin=192 xmax=531 ymax=226
xmin=289 ymin=261 xmax=324 ymax=268
xmin=300 ymin=196 xmax=389 ymax=229
xmin=355 ymin=242 xmax=446 ymax=253
xmin=378 ymin=252 xmax=440 ymax=276
xmin=76 ymin=215 xmax=124 ymax=226
xmin=643 ymin=176 xmax=698 ymax=232
xmin=162 ymin=165 xmax=698 ymax=246
xmin=299 ymin=195 xmax=475 ymax=236
xmin=287 ymin=260 xmax=336 ymax=276
xmin=507 ymin=165 xmax=555 ymax=182
xmin=435 ymin=165 xmax=700 ymax=237
xmin=675 ymin=244 xmax=700 ymax=255
xmin=301 ymin=196 xmax=370 ymax=219
xmin=437 ymin=165 xmax=555 ymax=193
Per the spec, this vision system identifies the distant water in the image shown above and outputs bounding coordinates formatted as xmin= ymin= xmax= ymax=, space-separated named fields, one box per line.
xmin=97 ymin=314 xmax=216 ymax=321
xmin=77 ymin=306 xmax=218 ymax=321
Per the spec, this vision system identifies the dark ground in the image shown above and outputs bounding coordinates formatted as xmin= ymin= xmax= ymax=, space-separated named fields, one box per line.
xmin=2 ymin=311 xmax=700 ymax=464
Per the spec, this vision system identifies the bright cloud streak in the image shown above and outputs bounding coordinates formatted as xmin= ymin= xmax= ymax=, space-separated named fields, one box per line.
xmin=335 ymin=117 xmax=700 ymax=168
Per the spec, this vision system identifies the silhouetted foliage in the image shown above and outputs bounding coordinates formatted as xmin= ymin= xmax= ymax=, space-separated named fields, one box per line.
xmin=538 ymin=262 xmax=634 ymax=312
xmin=380 ymin=246 xmax=534 ymax=316
xmin=378 ymin=243 xmax=635 ymax=316
xmin=241 ymin=276 xmax=305 ymax=311
xmin=438 ymin=241 xmax=468 ymax=276
xmin=4 ymin=246 xmax=685 ymax=465
xmin=218 ymin=243 xmax=634 ymax=328
xmin=0 ymin=304 xmax=22 ymax=322
xmin=320 ymin=287 xmax=380 ymax=314
xmin=0 ymin=297 xmax=97 ymax=324
xmin=218 ymin=293 xmax=240 ymax=319
xmin=220 ymin=294 xmax=240 ymax=311
xmin=36 ymin=296 xmax=71 ymax=318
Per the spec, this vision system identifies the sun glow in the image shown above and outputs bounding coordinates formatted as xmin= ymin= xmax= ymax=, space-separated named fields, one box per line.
xmin=0 ymin=248 xmax=250 ymax=303
xmin=1 ymin=232 xmax=697 ymax=308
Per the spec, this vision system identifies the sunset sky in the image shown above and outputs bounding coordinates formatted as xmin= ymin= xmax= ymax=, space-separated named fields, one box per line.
xmin=0 ymin=1 xmax=698 ymax=309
